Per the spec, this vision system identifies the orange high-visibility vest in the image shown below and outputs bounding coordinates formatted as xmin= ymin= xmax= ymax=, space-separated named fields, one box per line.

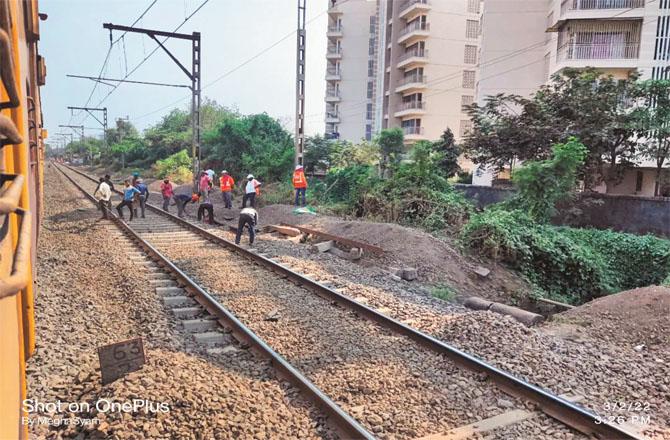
xmin=220 ymin=175 xmax=235 ymax=192
xmin=292 ymin=170 xmax=307 ymax=189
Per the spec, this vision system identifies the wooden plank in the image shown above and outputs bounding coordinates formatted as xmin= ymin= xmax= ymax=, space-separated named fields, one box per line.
xmin=417 ymin=395 xmax=583 ymax=440
xmin=266 ymin=224 xmax=302 ymax=237
xmin=280 ymin=223 xmax=384 ymax=255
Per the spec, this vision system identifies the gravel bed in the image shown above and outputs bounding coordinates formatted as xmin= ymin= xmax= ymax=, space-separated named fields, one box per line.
xmin=222 ymin=231 xmax=670 ymax=439
xmin=66 ymin=166 xmax=668 ymax=438
xmin=135 ymin=225 xmax=575 ymax=440
xmin=29 ymin=167 xmax=336 ymax=439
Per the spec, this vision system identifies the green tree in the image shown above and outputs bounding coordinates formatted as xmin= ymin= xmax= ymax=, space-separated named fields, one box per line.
xmin=432 ymin=128 xmax=461 ymax=178
xmin=464 ymin=68 xmax=639 ymax=189
xmin=512 ymin=137 xmax=588 ymax=222
xmin=376 ymin=127 xmax=404 ymax=177
xmin=632 ymin=79 xmax=670 ymax=196
xmin=304 ymin=135 xmax=332 ymax=173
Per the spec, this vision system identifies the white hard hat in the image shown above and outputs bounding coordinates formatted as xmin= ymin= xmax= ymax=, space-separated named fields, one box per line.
xmin=247 ymin=174 xmax=254 ymax=179
xmin=295 ymin=165 xmax=303 ymax=170
xmin=221 ymin=170 xmax=228 ymax=174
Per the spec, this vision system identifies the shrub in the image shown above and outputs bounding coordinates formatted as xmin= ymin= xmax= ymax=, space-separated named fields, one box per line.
xmin=153 ymin=149 xmax=193 ymax=183
xmin=462 ymin=208 xmax=670 ymax=304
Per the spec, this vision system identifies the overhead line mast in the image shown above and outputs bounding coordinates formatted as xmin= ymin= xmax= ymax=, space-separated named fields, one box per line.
xmin=294 ymin=0 xmax=307 ymax=167
xmin=101 ymin=23 xmax=201 ymax=184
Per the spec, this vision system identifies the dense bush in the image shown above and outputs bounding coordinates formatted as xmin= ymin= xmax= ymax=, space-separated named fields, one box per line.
xmin=153 ymin=149 xmax=193 ymax=183
xmin=462 ymin=208 xmax=670 ymax=304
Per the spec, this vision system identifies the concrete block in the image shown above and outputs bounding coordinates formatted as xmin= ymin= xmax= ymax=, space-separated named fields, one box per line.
xmin=149 ymin=279 xmax=177 ymax=287
xmin=163 ymin=295 xmax=195 ymax=307
xmin=311 ymin=240 xmax=334 ymax=253
xmin=473 ymin=265 xmax=491 ymax=278
xmin=401 ymin=268 xmax=418 ymax=281
xmin=156 ymin=286 xmax=185 ymax=296
xmin=182 ymin=319 xmax=218 ymax=333
xmin=172 ymin=307 xmax=201 ymax=319
xmin=193 ymin=332 xmax=226 ymax=346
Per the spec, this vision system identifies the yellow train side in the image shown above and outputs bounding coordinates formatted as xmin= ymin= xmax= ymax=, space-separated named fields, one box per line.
xmin=0 ymin=0 xmax=46 ymax=438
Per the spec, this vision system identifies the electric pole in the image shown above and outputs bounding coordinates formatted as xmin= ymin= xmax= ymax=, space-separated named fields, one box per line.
xmin=102 ymin=23 xmax=201 ymax=184
xmin=67 ymin=106 xmax=108 ymax=148
xmin=294 ymin=0 xmax=307 ymax=167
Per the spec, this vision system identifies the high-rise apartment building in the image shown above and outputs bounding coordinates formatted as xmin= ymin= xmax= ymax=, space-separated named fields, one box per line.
xmin=325 ymin=0 xmax=483 ymax=145
xmin=475 ymin=0 xmax=667 ymax=193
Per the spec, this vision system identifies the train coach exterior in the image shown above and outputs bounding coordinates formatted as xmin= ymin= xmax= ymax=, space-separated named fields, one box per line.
xmin=0 ymin=0 xmax=46 ymax=438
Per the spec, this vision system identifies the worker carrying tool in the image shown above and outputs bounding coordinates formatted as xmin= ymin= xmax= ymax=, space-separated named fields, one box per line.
xmin=117 ymin=180 xmax=141 ymax=221
xmin=173 ymin=193 xmax=198 ymax=218
xmin=235 ymin=207 xmax=258 ymax=245
xmin=219 ymin=170 xmax=235 ymax=209
xmin=242 ymin=174 xmax=261 ymax=208
xmin=292 ymin=164 xmax=307 ymax=207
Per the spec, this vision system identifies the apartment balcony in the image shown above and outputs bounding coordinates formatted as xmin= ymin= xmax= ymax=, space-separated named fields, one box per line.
xmin=398 ymin=0 xmax=431 ymax=20
xmin=326 ymin=47 xmax=343 ymax=59
xmin=327 ymin=24 xmax=343 ymax=38
xmin=325 ymin=67 xmax=341 ymax=81
xmin=395 ymin=74 xmax=427 ymax=93
xmin=328 ymin=3 xmax=343 ymax=15
xmin=325 ymin=90 xmax=341 ymax=102
xmin=397 ymin=48 xmax=429 ymax=68
xmin=555 ymin=0 xmax=644 ymax=26
xmin=402 ymin=126 xmax=427 ymax=142
xmin=556 ymin=42 xmax=640 ymax=69
xmin=394 ymin=100 xmax=426 ymax=118
xmin=397 ymin=22 xmax=430 ymax=45
xmin=325 ymin=112 xmax=340 ymax=123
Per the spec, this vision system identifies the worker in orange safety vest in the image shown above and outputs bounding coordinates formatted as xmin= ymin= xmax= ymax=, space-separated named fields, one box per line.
xmin=219 ymin=170 xmax=235 ymax=209
xmin=292 ymin=165 xmax=308 ymax=207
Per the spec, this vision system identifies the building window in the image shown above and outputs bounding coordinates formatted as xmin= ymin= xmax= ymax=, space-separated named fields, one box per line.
xmin=466 ymin=20 xmax=479 ymax=39
xmin=369 ymin=37 xmax=375 ymax=55
xmin=467 ymin=0 xmax=479 ymax=13
xmin=368 ymin=59 xmax=374 ymax=77
xmin=370 ymin=16 xmax=377 ymax=34
xmin=635 ymin=171 xmax=644 ymax=192
xmin=459 ymin=120 xmax=473 ymax=137
xmin=464 ymin=45 xmax=477 ymax=64
xmin=366 ymin=103 xmax=373 ymax=120
xmin=367 ymin=81 xmax=373 ymax=98
xmin=462 ymin=70 xmax=476 ymax=88
xmin=461 ymin=95 xmax=474 ymax=109
xmin=365 ymin=124 xmax=372 ymax=140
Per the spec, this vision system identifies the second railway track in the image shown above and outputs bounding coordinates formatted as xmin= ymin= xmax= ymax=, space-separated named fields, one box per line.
xmin=56 ymin=163 xmax=643 ymax=440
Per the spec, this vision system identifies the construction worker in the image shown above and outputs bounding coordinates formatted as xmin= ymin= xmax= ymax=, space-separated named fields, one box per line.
xmin=292 ymin=164 xmax=308 ymax=207
xmin=135 ymin=178 xmax=150 ymax=218
xmin=197 ymin=191 xmax=215 ymax=224
xmin=117 ymin=180 xmax=140 ymax=221
xmin=242 ymin=174 xmax=261 ymax=208
xmin=235 ymin=206 xmax=258 ymax=245
xmin=199 ymin=171 xmax=212 ymax=198
xmin=160 ymin=178 xmax=174 ymax=212
xmin=104 ymin=174 xmax=115 ymax=192
xmin=94 ymin=177 xmax=112 ymax=219
xmin=173 ymin=193 xmax=198 ymax=218
xmin=219 ymin=170 xmax=235 ymax=209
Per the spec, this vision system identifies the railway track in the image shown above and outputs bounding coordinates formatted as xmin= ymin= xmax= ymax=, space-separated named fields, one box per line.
xmin=56 ymin=163 xmax=642 ymax=440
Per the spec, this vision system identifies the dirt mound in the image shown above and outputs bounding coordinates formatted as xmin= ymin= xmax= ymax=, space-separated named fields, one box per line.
xmin=251 ymin=204 xmax=530 ymax=303
xmin=555 ymin=286 xmax=670 ymax=349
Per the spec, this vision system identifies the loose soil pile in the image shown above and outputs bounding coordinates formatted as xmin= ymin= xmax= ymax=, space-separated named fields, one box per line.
xmin=554 ymin=286 xmax=670 ymax=350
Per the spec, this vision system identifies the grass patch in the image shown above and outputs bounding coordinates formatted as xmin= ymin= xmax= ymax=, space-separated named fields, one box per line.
xmin=431 ymin=284 xmax=457 ymax=302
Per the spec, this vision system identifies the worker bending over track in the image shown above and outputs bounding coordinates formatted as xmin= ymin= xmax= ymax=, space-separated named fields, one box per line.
xmin=235 ymin=207 xmax=258 ymax=245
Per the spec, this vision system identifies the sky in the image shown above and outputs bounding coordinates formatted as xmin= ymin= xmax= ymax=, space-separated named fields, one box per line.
xmin=40 ymin=0 xmax=328 ymax=144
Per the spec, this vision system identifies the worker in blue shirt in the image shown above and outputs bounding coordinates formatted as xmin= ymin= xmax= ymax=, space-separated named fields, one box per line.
xmin=135 ymin=178 xmax=150 ymax=218
xmin=116 ymin=180 xmax=141 ymax=221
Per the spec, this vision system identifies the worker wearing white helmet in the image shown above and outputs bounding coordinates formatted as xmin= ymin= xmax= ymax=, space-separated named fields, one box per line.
xmin=292 ymin=164 xmax=308 ymax=207
xmin=242 ymin=174 xmax=261 ymax=208
xmin=219 ymin=170 xmax=235 ymax=209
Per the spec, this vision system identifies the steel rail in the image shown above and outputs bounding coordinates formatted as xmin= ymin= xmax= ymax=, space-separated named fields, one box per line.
xmin=54 ymin=163 xmax=375 ymax=440
xmin=60 ymin=163 xmax=643 ymax=440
